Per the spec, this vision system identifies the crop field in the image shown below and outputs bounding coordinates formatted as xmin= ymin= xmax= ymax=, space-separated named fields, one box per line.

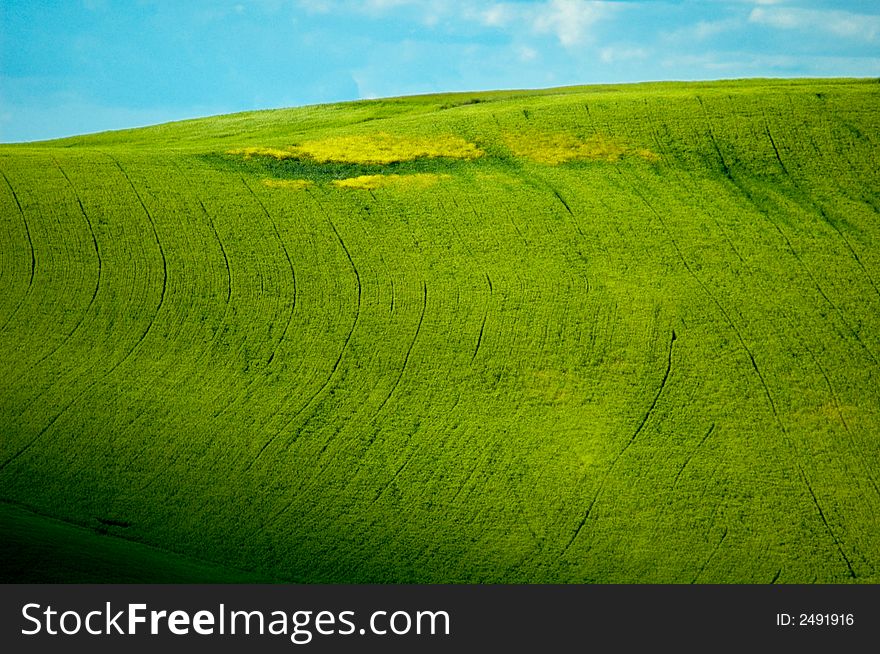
xmin=1 ymin=79 xmax=878 ymax=583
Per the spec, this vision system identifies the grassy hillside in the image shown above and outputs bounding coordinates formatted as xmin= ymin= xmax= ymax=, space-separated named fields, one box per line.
xmin=1 ymin=78 xmax=878 ymax=583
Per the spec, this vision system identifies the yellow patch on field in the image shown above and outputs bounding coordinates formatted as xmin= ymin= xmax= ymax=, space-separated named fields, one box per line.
xmin=294 ymin=133 xmax=482 ymax=164
xmin=261 ymin=179 xmax=314 ymax=189
xmin=332 ymin=173 xmax=450 ymax=190
xmin=504 ymin=132 xmax=658 ymax=164
xmin=230 ymin=133 xmax=483 ymax=164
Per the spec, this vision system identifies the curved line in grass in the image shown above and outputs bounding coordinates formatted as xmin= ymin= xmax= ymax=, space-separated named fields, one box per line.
xmin=241 ymin=188 xmax=362 ymax=472
xmin=763 ymin=110 xmax=880 ymax=305
xmin=206 ymin=173 xmax=298 ymax=429
xmin=621 ymin=134 xmax=859 ymax=578
xmin=367 ymin=280 xmax=428 ymax=443
xmin=0 ymin=154 xmax=169 ymax=474
xmin=561 ymin=328 xmax=677 ymax=558
xmin=0 ymin=170 xmax=36 ymax=335
xmin=239 ymin=174 xmax=296 ymax=367
xmin=4 ymin=159 xmax=107 ymax=423
xmin=20 ymin=160 xmax=103 ymax=374
xmin=471 ymin=273 xmax=492 ymax=364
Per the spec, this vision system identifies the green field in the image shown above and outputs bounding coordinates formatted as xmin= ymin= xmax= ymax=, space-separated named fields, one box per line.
xmin=1 ymin=78 xmax=878 ymax=583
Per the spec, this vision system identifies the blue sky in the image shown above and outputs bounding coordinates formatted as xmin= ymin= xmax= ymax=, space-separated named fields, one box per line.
xmin=1 ymin=0 xmax=878 ymax=142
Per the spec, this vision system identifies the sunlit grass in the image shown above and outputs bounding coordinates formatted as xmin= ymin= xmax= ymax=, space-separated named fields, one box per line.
xmin=331 ymin=173 xmax=450 ymax=190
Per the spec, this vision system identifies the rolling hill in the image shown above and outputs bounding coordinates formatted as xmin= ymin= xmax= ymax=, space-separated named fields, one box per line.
xmin=1 ymin=78 xmax=878 ymax=583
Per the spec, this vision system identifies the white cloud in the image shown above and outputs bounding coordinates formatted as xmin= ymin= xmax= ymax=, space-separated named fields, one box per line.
xmin=518 ymin=45 xmax=538 ymax=62
xmin=749 ymin=7 xmax=880 ymax=42
xmin=365 ymin=0 xmax=413 ymax=8
xmin=663 ymin=17 xmax=741 ymax=44
xmin=726 ymin=0 xmax=787 ymax=5
xmin=297 ymin=0 xmax=333 ymax=14
xmin=692 ymin=18 xmax=740 ymax=40
xmin=361 ymin=0 xmax=416 ymax=15
xmin=533 ymin=0 xmax=608 ymax=47
xmin=294 ymin=1 xmax=616 ymax=47
xmin=295 ymin=0 xmax=459 ymax=27
xmin=660 ymin=51 xmax=880 ymax=77
xmin=480 ymin=4 xmax=513 ymax=28
xmin=473 ymin=1 xmax=615 ymax=48
xmin=599 ymin=46 xmax=647 ymax=64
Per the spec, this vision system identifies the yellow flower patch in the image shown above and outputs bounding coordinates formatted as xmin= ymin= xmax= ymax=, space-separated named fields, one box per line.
xmin=229 ymin=133 xmax=483 ymax=165
xmin=261 ymin=179 xmax=314 ymax=189
xmin=331 ymin=173 xmax=450 ymax=190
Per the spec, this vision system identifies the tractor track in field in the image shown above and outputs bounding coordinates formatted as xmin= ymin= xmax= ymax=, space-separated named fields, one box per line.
xmin=1 ymin=159 xmax=107 ymax=420
xmin=695 ymin=102 xmax=859 ymax=578
xmin=0 ymin=155 xmax=169 ymax=474
xmin=637 ymin=98 xmax=747 ymax=267
xmin=169 ymin=160 xmax=234 ymax=345
xmin=737 ymin=178 xmax=880 ymax=370
xmin=615 ymin=153 xmax=860 ymax=577
xmin=207 ymin=173 xmax=300 ymax=433
xmin=238 ymin=174 xmax=297 ymax=367
xmin=389 ymin=275 xmax=395 ymax=315
xmin=471 ymin=273 xmax=492 ymax=364
xmin=763 ymin=111 xmax=880 ymax=305
xmin=106 ymin=155 xmax=167 ymax=320
xmin=783 ymin=311 xmax=880 ymax=506
xmin=813 ymin=202 xmax=880 ymax=303
xmin=691 ymin=526 xmax=728 ymax=583
xmin=550 ymin=186 xmax=574 ymax=217
xmin=644 ymin=99 xmax=878 ymax=506
xmin=366 ymin=450 xmax=415 ymax=510
xmin=535 ymin=173 xmax=589 ymax=242
xmin=455 ymin=192 xmax=530 ymax=387
xmin=561 ymin=327 xmax=677 ymax=558
xmin=764 ymin=206 xmax=877 ymax=366
xmin=242 ymin=188 xmax=362 ymax=471
xmin=627 ymin=328 xmax=676 ymax=447
xmin=671 ymin=423 xmax=716 ymax=491
xmin=701 ymin=101 xmax=877 ymax=370
xmin=0 ymin=170 xmax=36 ymax=334
xmin=281 ymin=192 xmax=361 ymax=447
xmin=19 ymin=160 xmax=104 ymax=375
xmin=366 ymin=280 xmax=428 ymax=441
xmin=440 ymin=193 xmax=498 ymax=368
xmin=173 ymin=161 xmax=233 ymax=307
